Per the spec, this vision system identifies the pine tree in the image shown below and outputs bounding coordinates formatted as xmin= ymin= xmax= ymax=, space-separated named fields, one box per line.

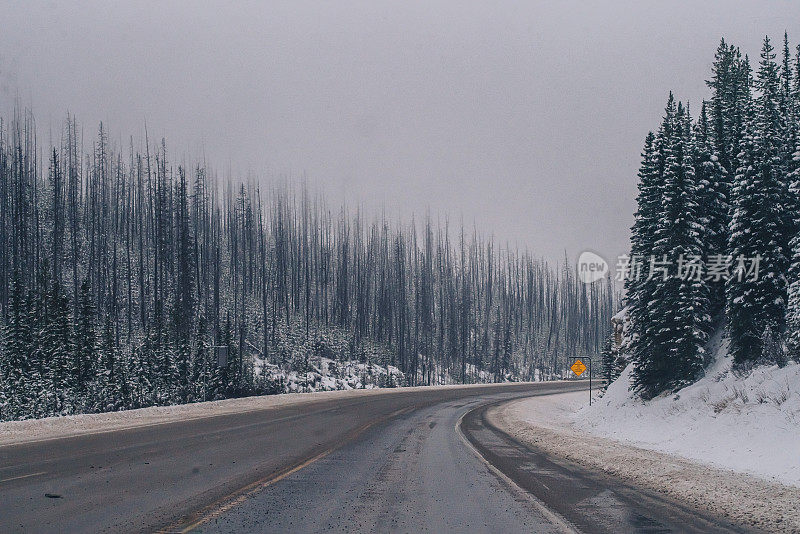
xmin=625 ymin=129 xmax=661 ymax=394
xmin=780 ymin=32 xmax=794 ymax=119
xmin=784 ymin=103 xmax=800 ymax=359
xmin=41 ymin=279 xmax=73 ymax=414
xmin=30 ymin=262 xmax=53 ymax=418
xmin=727 ymin=37 xmax=790 ymax=366
xmin=221 ymin=314 xmax=241 ymax=398
xmin=96 ymin=318 xmax=118 ymax=412
xmin=706 ymin=39 xmax=749 ymax=177
xmin=600 ymin=333 xmax=623 ymax=387
xmin=783 ymin=41 xmax=800 ymax=354
xmin=627 ymin=98 xmax=672 ymax=397
xmin=693 ymin=101 xmax=729 ymax=312
xmin=74 ymin=279 xmax=97 ymax=405
xmin=1 ymin=270 xmax=32 ymax=419
xmin=172 ymin=167 xmax=195 ymax=402
xmin=631 ymin=101 xmax=710 ymax=398
xmin=192 ymin=314 xmax=212 ymax=401
xmin=629 ymin=132 xmax=661 ymax=269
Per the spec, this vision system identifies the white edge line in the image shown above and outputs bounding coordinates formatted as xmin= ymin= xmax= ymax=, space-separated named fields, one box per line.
xmin=455 ymin=407 xmax=581 ymax=534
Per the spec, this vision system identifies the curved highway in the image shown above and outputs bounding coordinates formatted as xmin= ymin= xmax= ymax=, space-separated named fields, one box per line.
xmin=0 ymin=381 xmax=751 ymax=533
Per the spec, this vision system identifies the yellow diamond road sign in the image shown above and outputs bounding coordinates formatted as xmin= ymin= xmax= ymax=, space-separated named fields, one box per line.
xmin=571 ymin=359 xmax=587 ymax=377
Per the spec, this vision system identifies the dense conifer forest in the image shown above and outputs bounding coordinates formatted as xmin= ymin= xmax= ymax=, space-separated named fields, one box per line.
xmin=621 ymin=34 xmax=800 ymax=399
xmin=0 ymin=110 xmax=615 ymax=420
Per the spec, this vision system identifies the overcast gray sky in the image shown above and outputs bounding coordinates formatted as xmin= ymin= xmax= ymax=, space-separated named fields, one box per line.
xmin=2 ymin=1 xmax=800 ymax=263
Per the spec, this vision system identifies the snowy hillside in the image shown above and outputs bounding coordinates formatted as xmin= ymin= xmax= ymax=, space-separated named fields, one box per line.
xmin=577 ymin=338 xmax=800 ymax=487
xmin=256 ymin=357 xmax=405 ymax=393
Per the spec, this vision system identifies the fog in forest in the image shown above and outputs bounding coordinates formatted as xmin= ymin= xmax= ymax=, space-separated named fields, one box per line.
xmin=2 ymin=1 xmax=800 ymax=262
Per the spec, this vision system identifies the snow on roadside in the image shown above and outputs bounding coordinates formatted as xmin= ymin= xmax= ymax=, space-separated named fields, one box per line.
xmin=0 ymin=388 xmax=373 ymax=446
xmin=493 ymin=391 xmax=800 ymax=533
xmin=256 ymin=357 xmax=406 ymax=393
xmin=576 ymin=359 xmax=800 ymax=487
xmin=498 ymin=327 xmax=800 ymax=533
xmin=0 ymin=381 xmax=532 ymax=447
xmin=0 ymin=357 xmax=404 ymax=446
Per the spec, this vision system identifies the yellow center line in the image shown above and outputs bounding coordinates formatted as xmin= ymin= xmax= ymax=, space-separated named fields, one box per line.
xmin=175 ymin=448 xmax=336 ymax=533
xmin=160 ymin=405 xmax=418 ymax=533
xmin=0 ymin=471 xmax=47 ymax=484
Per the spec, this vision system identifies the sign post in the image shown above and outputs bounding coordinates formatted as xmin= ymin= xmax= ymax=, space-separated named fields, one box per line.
xmin=570 ymin=357 xmax=592 ymax=405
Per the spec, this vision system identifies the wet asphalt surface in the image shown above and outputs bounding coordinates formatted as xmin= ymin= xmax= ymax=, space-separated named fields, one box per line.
xmin=0 ymin=382 xmax=579 ymax=533
xmin=0 ymin=380 xmax=753 ymax=533
xmin=460 ymin=401 xmax=756 ymax=534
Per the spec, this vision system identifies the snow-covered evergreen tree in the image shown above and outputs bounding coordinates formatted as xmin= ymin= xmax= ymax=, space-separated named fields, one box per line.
xmin=693 ymin=101 xmax=730 ymax=312
xmin=600 ymin=332 xmax=625 ymax=386
xmin=784 ymin=80 xmax=800 ymax=359
xmin=628 ymin=132 xmax=661 ymax=270
xmin=74 ymin=279 xmax=97 ymax=403
xmin=632 ymin=101 xmax=711 ymax=398
xmin=626 ymin=106 xmax=670 ymax=398
xmin=41 ymin=278 xmax=73 ymax=414
xmin=706 ymin=39 xmax=750 ymax=178
xmin=1 ymin=271 xmax=32 ymax=419
xmin=172 ymin=166 xmax=195 ymax=402
xmin=727 ymin=37 xmax=790 ymax=366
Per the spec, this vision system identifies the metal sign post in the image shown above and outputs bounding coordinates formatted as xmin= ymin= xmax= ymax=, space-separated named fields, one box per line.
xmin=570 ymin=357 xmax=592 ymax=406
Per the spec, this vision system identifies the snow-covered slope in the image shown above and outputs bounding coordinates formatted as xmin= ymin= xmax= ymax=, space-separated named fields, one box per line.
xmin=576 ymin=338 xmax=800 ymax=487
xmin=256 ymin=357 xmax=405 ymax=393
xmin=495 ymin=390 xmax=800 ymax=533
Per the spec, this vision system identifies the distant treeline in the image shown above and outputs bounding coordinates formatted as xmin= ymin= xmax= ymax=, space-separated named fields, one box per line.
xmin=0 ymin=110 xmax=615 ymax=420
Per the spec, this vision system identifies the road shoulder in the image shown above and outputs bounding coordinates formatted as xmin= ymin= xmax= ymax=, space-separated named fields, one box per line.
xmin=490 ymin=392 xmax=800 ymax=534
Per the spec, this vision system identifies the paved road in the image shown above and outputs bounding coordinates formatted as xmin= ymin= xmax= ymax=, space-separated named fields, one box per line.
xmin=198 ymin=386 xmax=574 ymax=534
xmin=0 ymin=381 xmax=583 ymax=533
xmin=461 ymin=400 xmax=754 ymax=534
xmin=0 ymin=381 xmax=752 ymax=533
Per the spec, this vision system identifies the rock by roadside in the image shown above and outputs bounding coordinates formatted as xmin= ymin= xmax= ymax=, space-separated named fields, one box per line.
xmin=490 ymin=392 xmax=800 ymax=534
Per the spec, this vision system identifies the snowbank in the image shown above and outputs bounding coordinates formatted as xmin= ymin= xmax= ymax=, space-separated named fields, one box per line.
xmin=577 ymin=359 xmax=800 ymax=487
xmin=493 ymin=391 xmax=800 ymax=533
xmin=256 ymin=357 xmax=405 ymax=393
xmin=497 ymin=327 xmax=800 ymax=533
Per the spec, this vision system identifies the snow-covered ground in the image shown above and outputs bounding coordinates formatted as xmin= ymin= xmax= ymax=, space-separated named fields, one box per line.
xmin=495 ymin=329 xmax=800 ymax=533
xmin=573 ymin=326 xmax=800 ymax=487
xmin=256 ymin=357 xmax=503 ymax=393
xmin=493 ymin=390 xmax=800 ymax=533
xmin=577 ymin=359 xmax=800 ymax=487
xmin=256 ymin=357 xmax=406 ymax=393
